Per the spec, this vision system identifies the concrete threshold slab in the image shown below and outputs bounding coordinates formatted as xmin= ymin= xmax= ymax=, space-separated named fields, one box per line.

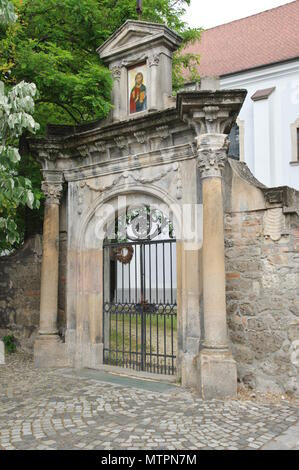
xmin=93 ymin=364 xmax=178 ymax=383
xmin=58 ymin=366 xmax=180 ymax=394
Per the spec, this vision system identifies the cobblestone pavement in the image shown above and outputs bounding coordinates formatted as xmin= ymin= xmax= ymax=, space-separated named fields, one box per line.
xmin=0 ymin=353 xmax=298 ymax=450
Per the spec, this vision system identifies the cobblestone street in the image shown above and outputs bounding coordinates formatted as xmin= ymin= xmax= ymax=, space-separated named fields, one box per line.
xmin=0 ymin=354 xmax=298 ymax=450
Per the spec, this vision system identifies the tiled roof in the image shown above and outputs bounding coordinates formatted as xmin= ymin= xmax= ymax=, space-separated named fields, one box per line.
xmin=184 ymin=1 xmax=299 ymax=77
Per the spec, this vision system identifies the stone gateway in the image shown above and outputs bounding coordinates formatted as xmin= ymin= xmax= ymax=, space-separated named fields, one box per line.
xmin=25 ymin=20 xmax=299 ymax=399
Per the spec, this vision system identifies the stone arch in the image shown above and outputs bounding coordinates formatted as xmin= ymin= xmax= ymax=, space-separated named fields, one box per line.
xmin=78 ymin=183 xmax=183 ymax=251
xmin=71 ymin=182 xmax=187 ymax=371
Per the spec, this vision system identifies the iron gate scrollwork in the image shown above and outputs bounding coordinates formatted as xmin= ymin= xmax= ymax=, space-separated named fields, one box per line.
xmin=103 ymin=238 xmax=177 ymax=375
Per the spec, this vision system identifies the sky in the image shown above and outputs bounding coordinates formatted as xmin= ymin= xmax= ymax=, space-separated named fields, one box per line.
xmin=183 ymin=0 xmax=295 ymax=29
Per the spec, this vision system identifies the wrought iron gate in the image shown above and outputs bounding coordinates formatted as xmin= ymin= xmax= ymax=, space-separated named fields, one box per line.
xmin=103 ymin=239 xmax=177 ymax=375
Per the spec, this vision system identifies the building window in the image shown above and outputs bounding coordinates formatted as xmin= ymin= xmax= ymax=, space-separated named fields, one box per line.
xmin=228 ymin=123 xmax=240 ymax=160
xmin=297 ymin=128 xmax=299 ymax=161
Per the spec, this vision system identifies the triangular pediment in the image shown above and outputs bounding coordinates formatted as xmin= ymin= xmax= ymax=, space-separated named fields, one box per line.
xmin=97 ymin=20 xmax=182 ymax=61
xmin=114 ymin=30 xmax=153 ymax=48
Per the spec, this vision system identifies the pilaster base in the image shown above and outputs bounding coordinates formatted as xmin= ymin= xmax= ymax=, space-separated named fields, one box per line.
xmin=34 ymin=334 xmax=69 ymax=368
xmin=199 ymin=349 xmax=237 ymax=399
xmin=181 ymin=352 xmax=200 ymax=389
xmin=75 ymin=342 xmax=104 ymax=369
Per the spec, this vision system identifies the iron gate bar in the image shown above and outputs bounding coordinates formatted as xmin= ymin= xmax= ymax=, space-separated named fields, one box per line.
xmin=103 ymin=238 xmax=177 ymax=375
xmin=163 ymin=242 xmax=165 ymax=303
xmin=103 ymin=239 xmax=176 ymax=247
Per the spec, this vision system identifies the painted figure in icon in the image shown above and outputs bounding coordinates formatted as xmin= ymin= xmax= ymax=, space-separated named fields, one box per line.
xmin=130 ymin=72 xmax=147 ymax=113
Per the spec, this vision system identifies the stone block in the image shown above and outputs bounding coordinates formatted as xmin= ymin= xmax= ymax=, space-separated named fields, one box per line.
xmin=0 ymin=340 xmax=4 ymax=364
xmin=200 ymin=76 xmax=220 ymax=91
xmin=198 ymin=349 xmax=237 ymax=399
xmin=82 ymin=342 xmax=104 ymax=370
xmin=34 ymin=335 xmax=69 ymax=368
xmin=181 ymin=353 xmax=200 ymax=389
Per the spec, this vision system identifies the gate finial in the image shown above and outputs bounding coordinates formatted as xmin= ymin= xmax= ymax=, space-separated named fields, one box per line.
xmin=136 ymin=0 xmax=142 ymax=20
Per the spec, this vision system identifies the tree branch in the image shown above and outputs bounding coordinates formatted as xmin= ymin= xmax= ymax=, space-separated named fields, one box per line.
xmin=36 ymin=100 xmax=80 ymax=124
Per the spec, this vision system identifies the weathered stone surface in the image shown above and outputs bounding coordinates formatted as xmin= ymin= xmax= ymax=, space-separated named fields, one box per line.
xmin=1 ymin=353 xmax=299 ymax=450
xmin=1 ymin=19 xmax=298 ymax=398
xmin=0 ymin=236 xmax=42 ymax=351
xmin=0 ymin=171 xmax=298 ymax=395
xmin=288 ymin=323 xmax=299 ymax=342
xmin=225 ymin=200 xmax=299 ymax=396
xmin=34 ymin=335 xmax=69 ymax=368
xmin=198 ymin=351 xmax=238 ymax=399
xmin=0 ymin=340 xmax=4 ymax=365
xmin=0 ymin=232 xmax=66 ymax=352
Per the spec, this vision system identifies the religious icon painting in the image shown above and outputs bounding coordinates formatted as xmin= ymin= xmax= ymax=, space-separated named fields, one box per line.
xmin=128 ymin=63 xmax=147 ymax=114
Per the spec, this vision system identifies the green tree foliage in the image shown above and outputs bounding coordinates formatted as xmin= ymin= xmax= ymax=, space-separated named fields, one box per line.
xmin=0 ymin=1 xmax=201 ymax=250
xmin=1 ymin=0 xmax=201 ymax=128
xmin=0 ymin=1 xmax=41 ymax=252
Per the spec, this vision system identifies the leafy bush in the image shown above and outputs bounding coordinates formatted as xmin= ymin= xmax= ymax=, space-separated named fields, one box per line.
xmin=2 ymin=334 xmax=16 ymax=353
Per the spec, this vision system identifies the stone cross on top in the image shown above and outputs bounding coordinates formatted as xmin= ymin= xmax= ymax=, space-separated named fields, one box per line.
xmin=97 ymin=20 xmax=182 ymax=122
xmin=136 ymin=0 xmax=142 ymax=20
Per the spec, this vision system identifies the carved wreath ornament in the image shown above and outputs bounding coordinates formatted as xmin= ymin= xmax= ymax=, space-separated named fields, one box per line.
xmin=113 ymin=245 xmax=134 ymax=264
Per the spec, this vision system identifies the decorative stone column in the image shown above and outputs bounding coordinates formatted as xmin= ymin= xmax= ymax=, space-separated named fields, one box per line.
xmin=39 ymin=181 xmax=62 ymax=335
xmin=148 ymin=54 xmax=160 ymax=112
xmin=110 ymin=65 xmax=122 ymax=121
xmin=34 ymin=178 xmax=68 ymax=368
xmin=196 ymin=133 xmax=237 ymax=399
xmin=177 ymin=88 xmax=247 ymax=399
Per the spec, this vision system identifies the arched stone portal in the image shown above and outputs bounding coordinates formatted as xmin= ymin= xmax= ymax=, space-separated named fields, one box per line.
xmin=67 ymin=186 xmax=202 ymax=387
xmin=30 ymin=19 xmax=247 ymax=399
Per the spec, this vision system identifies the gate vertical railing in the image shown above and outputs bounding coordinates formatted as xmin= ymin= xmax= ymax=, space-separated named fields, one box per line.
xmin=103 ymin=239 xmax=177 ymax=375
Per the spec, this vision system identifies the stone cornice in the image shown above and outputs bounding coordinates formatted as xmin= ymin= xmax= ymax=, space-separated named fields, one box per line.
xmin=61 ymin=143 xmax=195 ymax=182
xmin=28 ymin=91 xmax=247 ymax=182
xmin=262 ymin=186 xmax=299 ymax=210
xmin=28 ymin=108 xmax=182 ymax=164
xmin=52 ymin=107 xmax=178 ymax=140
xmin=177 ymin=90 xmax=247 ymax=136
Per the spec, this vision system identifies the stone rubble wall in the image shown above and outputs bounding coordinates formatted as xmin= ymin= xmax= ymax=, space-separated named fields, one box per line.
xmin=225 ymin=210 xmax=299 ymax=395
xmin=0 ymin=235 xmax=42 ymax=352
xmin=0 ymin=231 xmax=67 ymax=352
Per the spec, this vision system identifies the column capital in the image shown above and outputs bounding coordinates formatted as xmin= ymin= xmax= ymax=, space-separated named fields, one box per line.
xmin=196 ymin=133 xmax=229 ymax=179
xmin=41 ymin=181 xmax=63 ymax=205
xmin=148 ymin=54 xmax=160 ymax=67
xmin=111 ymin=64 xmax=122 ymax=81
xmin=193 ymin=105 xmax=232 ymax=135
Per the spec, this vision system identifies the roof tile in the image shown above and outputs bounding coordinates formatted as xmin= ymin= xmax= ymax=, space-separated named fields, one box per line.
xmin=184 ymin=1 xmax=299 ymax=77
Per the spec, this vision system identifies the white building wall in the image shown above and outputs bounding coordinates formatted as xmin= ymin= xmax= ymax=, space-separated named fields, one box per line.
xmin=221 ymin=60 xmax=299 ymax=190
